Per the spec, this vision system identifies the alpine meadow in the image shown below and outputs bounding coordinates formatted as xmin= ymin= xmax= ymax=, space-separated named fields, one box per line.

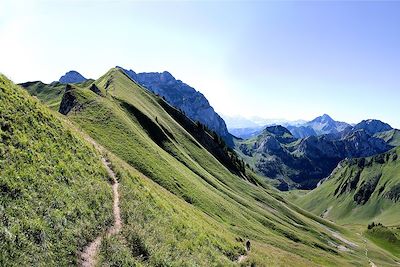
xmin=1 ymin=1 xmax=400 ymax=266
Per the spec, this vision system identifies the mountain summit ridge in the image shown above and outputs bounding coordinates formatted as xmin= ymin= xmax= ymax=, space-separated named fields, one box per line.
xmin=116 ymin=66 xmax=233 ymax=146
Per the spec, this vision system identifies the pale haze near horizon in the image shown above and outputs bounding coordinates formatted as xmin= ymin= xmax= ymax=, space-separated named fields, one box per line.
xmin=1 ymin=1 xmax=399 ymax=128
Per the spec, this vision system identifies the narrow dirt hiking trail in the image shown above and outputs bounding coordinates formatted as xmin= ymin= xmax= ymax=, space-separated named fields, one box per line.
xmin=363 ymin=238 xmax=377 ymax=267
xmin=79 ymin=156 xmax=121 ymax=267
xmin=103 ymin=157 xmax=122 ymax=236
xmin=237 ymin=254 xmax=248 ymax=264
xmin=237 ymin=242 xmax=250 ymax=264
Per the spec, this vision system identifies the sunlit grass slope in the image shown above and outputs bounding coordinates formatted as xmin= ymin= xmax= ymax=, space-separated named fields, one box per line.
xmin=365 ymin=225 xmax=400 ymax=258
xmin=20 ymin=79 xmax=94 ymax=111
xmin=296 ymin=147 xmax=400 ymax=226
xmin=0 ymin=75 xmax=113 ymax=266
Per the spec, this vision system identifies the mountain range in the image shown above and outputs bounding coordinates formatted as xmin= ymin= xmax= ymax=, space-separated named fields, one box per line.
xmin=236 ymin=120 xmax=398 ymax=190
xmin=230 ymin=114 xmax=352 ymax=139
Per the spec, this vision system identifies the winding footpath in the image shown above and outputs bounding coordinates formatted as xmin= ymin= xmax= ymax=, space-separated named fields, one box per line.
xmin=363 ymin=238 xmax=377 ymax=267
xmin=237 ymin=243 xmax=250 ymax=264
xmin=237 ymin=254 xmax=248 ymax=264
xmin=79 ymin=156 xmax=122 ymax=267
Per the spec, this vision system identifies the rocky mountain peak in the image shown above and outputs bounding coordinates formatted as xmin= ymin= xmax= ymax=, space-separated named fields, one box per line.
xmin=59 ymin=70 xmax=87 ymax=84
xmin=354 ymin=119 xmax=393 ymax=136
xmin=160 ymin=71 xmax=174 ymax=82
xmin=264 ymin=125 xmax=293 ymax=137
xmin=312 ymin=114 xmax=334 ymax=123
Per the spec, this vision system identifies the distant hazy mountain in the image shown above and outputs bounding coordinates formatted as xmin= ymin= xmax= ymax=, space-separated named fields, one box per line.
xmin=229 ymin=126 xmax=265 ymax=139
xmin=237 ymin=122 xmax=395 ymax=190
xmin=287 ymin=114 xmax=351 ymax=138
xmin=117 ymin=67 xmax=233 ymax=146
xmin=227 ymin=114 xmax=349 ymax=139
xmin=222 ymin=115 xmax=260 ymax=129
xmin=225 ymin=116 xmax=306 ymax=139
xmin=59 ymin=70 xmax=87 ymax=84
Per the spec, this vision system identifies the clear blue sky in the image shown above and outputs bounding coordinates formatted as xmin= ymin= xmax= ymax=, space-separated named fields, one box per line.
xmin=1 ymin=1 xmax=399 ymax=128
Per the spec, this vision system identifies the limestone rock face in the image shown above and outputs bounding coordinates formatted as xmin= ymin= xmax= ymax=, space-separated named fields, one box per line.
xmin=118 ymin=66 xmax=232 ymax=146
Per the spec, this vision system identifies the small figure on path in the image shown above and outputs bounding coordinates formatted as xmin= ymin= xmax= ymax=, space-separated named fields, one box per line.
xmin=246 ymin=240 xmax=251 ymax=252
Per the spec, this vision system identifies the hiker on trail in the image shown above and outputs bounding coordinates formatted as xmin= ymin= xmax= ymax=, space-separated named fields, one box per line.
xmin=246 ymin=240 xmax=251 ymax=251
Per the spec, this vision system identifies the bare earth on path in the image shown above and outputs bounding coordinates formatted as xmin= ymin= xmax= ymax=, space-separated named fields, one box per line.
xmin=79 ymin=155 xmax=121 ymax=267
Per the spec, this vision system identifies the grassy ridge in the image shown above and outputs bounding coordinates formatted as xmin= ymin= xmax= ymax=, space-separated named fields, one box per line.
xmin=19 ymin=81 xmax=65 ymax=110
xmin=375 ymin=129 xmax=400 ymax=147
xmin=0 ymin=75 xmax=113 ymax=266
xmin=365 ymin=225 xmax=400 ymax=257
xmin=21 ymin=68 xmax=399 ymax=265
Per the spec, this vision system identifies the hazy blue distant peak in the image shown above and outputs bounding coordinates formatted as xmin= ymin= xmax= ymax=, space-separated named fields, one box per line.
xmin=223 ymin=115 xmax=306 ymax=129
xmin=311 ymin=114 xmax=334 ymax=123
xmin=59 ymin=71 xmax=87 ymax=84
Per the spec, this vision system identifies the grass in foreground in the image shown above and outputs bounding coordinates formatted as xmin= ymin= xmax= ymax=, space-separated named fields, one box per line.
xmin=0 ymin=75 xmax=113 ymax=266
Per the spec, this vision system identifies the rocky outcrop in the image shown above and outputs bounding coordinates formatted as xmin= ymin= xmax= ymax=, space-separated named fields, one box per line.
xmin=117 ymin=66 xmax=233 ymax=146
xmin=59 ymin=71 xmax=87 ymax=84
xmin=89 ymin=84 xmax=102 ymax=96
xmin=59 ymin=85 xmax=77 ymax=115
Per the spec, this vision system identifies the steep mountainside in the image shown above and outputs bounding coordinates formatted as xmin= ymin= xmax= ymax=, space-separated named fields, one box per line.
xmin=19 ymin=81 xmax=66 ymax=110
xmin=237 ymin=125 xmax=394 ymax=189
xmin=117 ymin=66 xmax=233 ymax=146
xmin=296 ymin=146 xmax=400 ymax=225
xmin=375 ymin=129 xmax=400 ymax=147
xmin=0 ymin=74 xmax=114 ymax=265
xmin=59 ymin=70 xmax=87 ymax=84
xmin=19 ymin=68 xmax=395 ymax=266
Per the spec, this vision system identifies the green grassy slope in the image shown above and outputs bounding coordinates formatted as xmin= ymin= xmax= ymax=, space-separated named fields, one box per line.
xmin=0 ymin=75 xmax=113 ymax=266
xmin=375 ymin=129 xmax=400 ymax=147
xmin=296 ymin=147 xmax=400 ymax=226
xmin=19 ymin=79 xmax=95 ymax=111
xmin=365 ymin=225 xmax=400 ymax=257
xmin=19 ymin=81 xmax=66 ymax=110
xmin=22 ymin=68 xmax=399 ymax=266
